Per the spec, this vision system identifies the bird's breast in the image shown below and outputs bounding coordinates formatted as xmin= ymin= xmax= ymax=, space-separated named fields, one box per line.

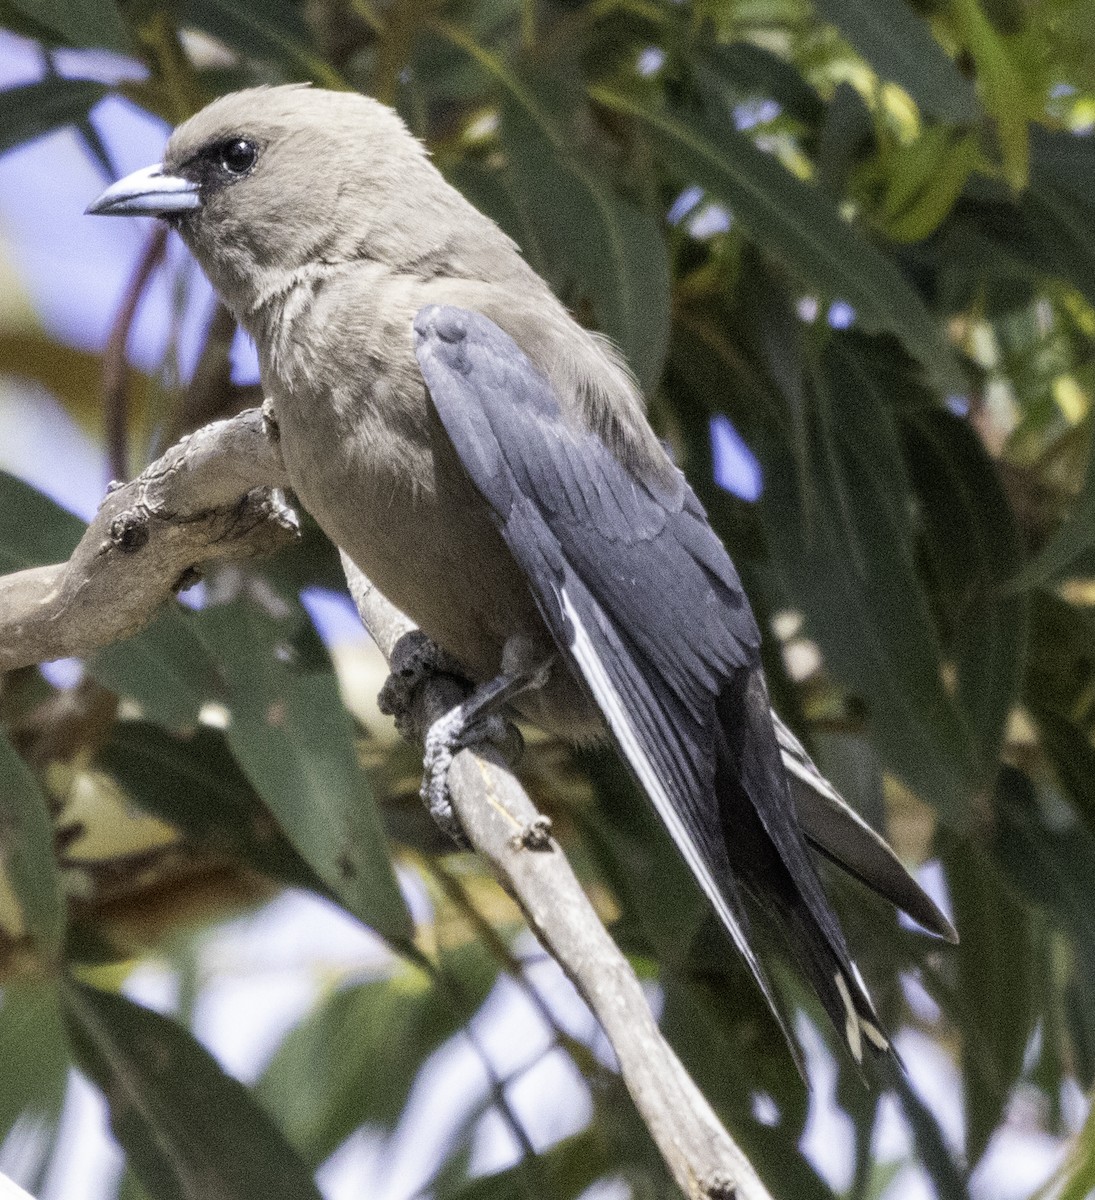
xmin=255 ymin=272 xmax=603 ymax=739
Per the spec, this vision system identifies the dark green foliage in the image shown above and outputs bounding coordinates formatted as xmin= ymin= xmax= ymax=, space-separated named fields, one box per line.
xmin=64 ymin=982 xmax=325 ymax=1200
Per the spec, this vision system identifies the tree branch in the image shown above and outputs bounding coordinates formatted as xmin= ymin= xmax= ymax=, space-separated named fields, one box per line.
xmin=0 ymin=408 xmax=296 ymax=671
xmin=0 ymin=406 xmax=773 ymax=1199
xmin=340 ymin=556 xmax=775 ymax=1200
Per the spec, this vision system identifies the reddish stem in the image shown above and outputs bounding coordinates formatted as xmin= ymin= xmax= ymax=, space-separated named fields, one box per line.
xmin=103 ymin=226 xmax=168 ymax=482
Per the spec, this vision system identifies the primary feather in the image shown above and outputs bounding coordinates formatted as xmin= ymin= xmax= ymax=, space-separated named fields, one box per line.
xmin=414 ymin=304 xmax=892 ymax=1066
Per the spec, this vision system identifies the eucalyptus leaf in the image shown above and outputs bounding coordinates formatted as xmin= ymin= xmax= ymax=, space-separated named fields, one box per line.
xmin=903 ymin=410 xmax=1026 ymax=791
xmin=179 ymin=0 xmax=342 ymax=87
xmin=0 ymin=80 xmax=110 ymax=158
xmin=757 ymin=338 xmax=975 ymax=819
xmin=441 ymin=32 xmax=672 ymax=392
xmin=97 ymin=720 xmax=324 ymax=895
xmin=64 ymin=981 xmax=324 ymax=1200
xmin=700 ymin=41 xmax=825 ymax=130
xmin=1054 ymin=1094 xmax=1095 ymax=1200
xmin=591 ymin=87 xmax=965 ymax=392
xmin=88 ymin=609 xmax=217 ymax=729
xmin=0 ymin=981 xmax=69 ymax=1145
xmin=0 ymin=730 xmax=64 ymax=961
xmin=942 ymin=835 xmax=1036 ymax=1167
xmin=0 ymin=472 xmax=84 ymax=571
xmin=190 ymin=599 xmax=412 ymax=946
xmin=951 ymin=0 xmax=1029 ymax=188
xmin=5 ymin=0 xmax=128 ymax=50
xmin=891 ymin=1068 xmax=970 ymax=1200
xmin=813 ymin=0 xmax=978 ymax=121
xmin=438 ymin=1129 xmax=611 ymax=1199
xmin=257 ymin=944 xmax=498 ymax=1165
xmin=1011 ymin=429 xmax=1095 ymax=589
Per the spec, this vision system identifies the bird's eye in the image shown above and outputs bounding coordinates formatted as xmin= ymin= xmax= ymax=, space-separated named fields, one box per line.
xmin=218 ymin=139 xmax=257 ymax=175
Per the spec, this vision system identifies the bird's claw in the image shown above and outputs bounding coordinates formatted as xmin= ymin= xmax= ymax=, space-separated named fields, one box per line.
xmin=421 ymin=706 xmax=516 ymax=847
xmin=379 ymin=631 xmax=468 ymax=741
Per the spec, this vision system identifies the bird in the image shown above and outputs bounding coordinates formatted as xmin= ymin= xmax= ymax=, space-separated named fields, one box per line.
xmin=88 ymin=84 xmax=955 ymax=1071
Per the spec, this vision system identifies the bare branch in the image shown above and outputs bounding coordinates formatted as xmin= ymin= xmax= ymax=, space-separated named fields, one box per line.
xmin=340 ymin=556 xmax=775 ymax=1200
xmin=0 ymin=408 xmax=295 ymax=672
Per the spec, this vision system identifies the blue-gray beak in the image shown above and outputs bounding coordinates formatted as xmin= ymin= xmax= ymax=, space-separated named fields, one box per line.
xmin=86 ymin=163 xmax=201 ymax=217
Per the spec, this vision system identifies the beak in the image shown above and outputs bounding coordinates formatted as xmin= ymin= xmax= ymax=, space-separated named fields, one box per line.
xmin=86 ymin=163 xmax=201 ymax=217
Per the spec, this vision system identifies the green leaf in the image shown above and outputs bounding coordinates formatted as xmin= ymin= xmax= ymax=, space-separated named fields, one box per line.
xmin=991 ymin=767 xmax=1095 ymax=1006
xmin=942 ymin=834 xmax=1036 ymax=1167
xmin=757 ymin=338 xmax=975 ymax=820
xmin=64 ymin=981 xmax=324 ymax=1200
xmin=1023 ymin=186 xmax=1095 ymax=309
xmin=440 ymin=29 xmax=672 ymax=393
xmin=179 ymin=0 xmax=343 ymax=87
xmin=590 ymin=86 xmax=964 ymax=393
xmin=815 ymin=82 xmax=876 ymax=198
xmin=0 ymin=472 xmax=84 ymax=571
xmin=1032 ymin=707 xmax=1095 ymax=838
xmin=0 ymin=981 xmax=69 ymax=1146
xmin=880 ymin=130 xmax=980 ymax=243
xmin=891 ymin=1067 xmax=971 ymax=1200
xmin=1030 ymin=126 xmax=1095 ymax=202
xmin=97 ymin=721 xmax=323 ymax=895
xmin=88 ymin=609 xmax=217 ymax=729
xmin=659 ymin=973 xmax=819 ymax=1182
xmin=258 ymin=944 xmax=498 ymax=1165
xmin=1011 ymin=430 xmax=1095 ymax=590
xmin=0 ymin=477 xmax=215 ymax=729
xmin=5 ymin=0 xmax=128 ymax=50
xmin=903 ymin=411 xmax=1026 ymax=790
xmin=0 ymin=80 xmax=111 ymax=157
xmin=1023 ymin=594 xmax=1095 ymax=736
xmin=951 ymin=0 xmax=1029 ymax=188
xmin=814 ymin=0 xmax=979 ymax=121
xmin=811 ymin=0 xmax=974 ymax=120
xmin=700 ymin=41 xmax=826 ymax=130
xmin=190 ymin=600 xmax=412 ymax=946
xmin=0 ymin=730 xmax=64 ymax=961
xmin=989 ymin=761 xmax=1095 ymax=1111
xmin=438 ymin=1129 xmax=611 ymax=1199
xmin=1053 ymin=1093 xmax=1095 ymax=1200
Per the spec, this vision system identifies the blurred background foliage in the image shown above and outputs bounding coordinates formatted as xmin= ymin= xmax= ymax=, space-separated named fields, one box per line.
xmin=1 ymin=0 xmax=1095 ymax=1197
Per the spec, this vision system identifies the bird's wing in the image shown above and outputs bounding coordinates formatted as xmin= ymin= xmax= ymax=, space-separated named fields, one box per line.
xmin=773 ymin=715 xmax=958 ymax=943
xmin=413 ymin=305 xmax=891 ymax=1066
xmin=412 ymin=305 xmax=790 ymax=1022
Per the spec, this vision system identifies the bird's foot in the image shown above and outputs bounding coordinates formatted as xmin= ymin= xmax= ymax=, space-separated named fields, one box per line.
xmin=382 ymin=636 xmax=549 ymax=846
xmin=378 ymin=631 xmax=469 ymax=741
xmin=421 ymin=703 xmax=520 ymax=846
xmin=420 ymin=659 xmax=548 ymax=846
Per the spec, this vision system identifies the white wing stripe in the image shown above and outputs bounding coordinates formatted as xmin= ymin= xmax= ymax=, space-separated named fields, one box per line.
xmin=559 ymin=585 xmax=766 ymax=980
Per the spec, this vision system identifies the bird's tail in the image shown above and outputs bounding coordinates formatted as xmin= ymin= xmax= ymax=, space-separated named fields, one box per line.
xmin=714 ymin=671 xmax=893 ymax=1067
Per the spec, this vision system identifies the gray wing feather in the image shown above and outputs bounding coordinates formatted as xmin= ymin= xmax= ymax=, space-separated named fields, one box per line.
xmin=773 ymin=715 xmax=958 ymax=943
xmin=413 ymin=304 xmax=896 ymax=1066
xmin=412 ymin=305 xmax=793 ymax=1037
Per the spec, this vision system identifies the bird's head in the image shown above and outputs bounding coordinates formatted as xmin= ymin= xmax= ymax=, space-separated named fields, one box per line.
xmin=87 ymin=85 xmax=450 ymax=319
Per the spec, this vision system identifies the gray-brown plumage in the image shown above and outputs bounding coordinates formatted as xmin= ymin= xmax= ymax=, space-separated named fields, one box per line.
xmin=88 ymin=84 xmax=955 ymax=1069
